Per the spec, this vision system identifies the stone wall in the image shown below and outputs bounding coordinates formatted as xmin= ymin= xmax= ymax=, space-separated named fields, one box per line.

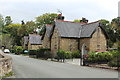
xmin=51 ymin=27 xmax=59 ymax=57
xmin=42 ymin=33 xmax=50 ymax=49
xmin=89 ymin=27 xmax=107 ymax=52
xmin=60 ymin=38 xmax=79 ymax=52
xmin=79 ymin=38 xmax=90 ymax=52
xmin=30 ymin=45 xmax=43 ymax=50
xmin=0 ymin=53 xmax=12 ymax=76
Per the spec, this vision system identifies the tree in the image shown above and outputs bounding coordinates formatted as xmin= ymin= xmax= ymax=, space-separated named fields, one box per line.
xmin=36 ymin=13 xmax=58 ymax=26
xmin=4 ymin=23 xmax=21 ymax=45
xmin=36 ymin=13 xmax=58 ymax=35
xmin=1 ymin=34 xmax=14 ymax=49
xmin=73 ymin=18 xmax=88 ymax=23
xmin=17 ymin=21 xmax=36 ymax=37
xmin=80 ymin=18 xmax=88 ymax=23
xmin=5 ymin=16 xmax=12 ymax=26
xmin=0 ymin=14 xmax=4 ymax=34
xmin=111 ymin=17 xmax=120 ymax=48
xmin=100 ymin=19 xmax=116 ymax=47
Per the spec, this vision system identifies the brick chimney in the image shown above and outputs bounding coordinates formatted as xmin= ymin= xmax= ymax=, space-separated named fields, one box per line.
xmin=80 ymin=17 xmax=88 ymax=23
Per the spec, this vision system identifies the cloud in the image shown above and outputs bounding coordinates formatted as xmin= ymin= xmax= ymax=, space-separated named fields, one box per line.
xmin=0 ymin=0 xmax=119 ymax=23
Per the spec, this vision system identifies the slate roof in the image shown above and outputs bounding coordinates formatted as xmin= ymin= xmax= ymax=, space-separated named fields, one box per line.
xmin=52 ymin=20 xmax=108 ymax=38
xmin=29 ymin=34 xmax=42 ymax=45
xmin=80 ymin=21 xmax=100 ymax=38
xmin=55 ymin=21 xmax=83 ymax=38
xmin=24 ymin=36 xmax=29 ymax=45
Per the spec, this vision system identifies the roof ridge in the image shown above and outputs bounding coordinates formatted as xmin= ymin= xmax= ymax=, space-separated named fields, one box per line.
xmin=56 ymin=20 xmax=86 ymax=24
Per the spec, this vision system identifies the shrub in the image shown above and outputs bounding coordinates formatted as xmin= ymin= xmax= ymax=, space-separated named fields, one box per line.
xmin=72 ymin=51 xmax=80 ymax=58
xmin=14 ymin=46 xmax=23 ymax=54
xmin=65 ymin=51 xmax=71 ymax=59
xmin=108 ymin=50 xmax=120 ymax=68
xmin=29 ymin=50 xmax=37 ymax=55
xmin=57 ymin=50 xmax=65 ymax=59
xmin=36 ymin=48 xmax=51 ymax=59
xmin=88 ymin=51 xmax=112 ymax=63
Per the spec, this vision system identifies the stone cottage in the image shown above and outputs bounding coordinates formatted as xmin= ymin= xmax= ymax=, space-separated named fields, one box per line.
xmin=23 ymin=34 xmax=43 ymax=50
xmin=45 ymin=20 xmax=109 ymax=57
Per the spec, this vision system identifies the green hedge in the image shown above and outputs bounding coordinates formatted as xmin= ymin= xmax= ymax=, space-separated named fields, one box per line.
xmin=108 ymin=50 xmax=120 ymax=67
xmin=72 ymin=51 xmax=81 ymax=58
xmin=14 ymin=46 xmax=24 ymax=54
xmin=88 ymin=51 xmax=112 ymax=63
xmin=29 ymin=48 xmax=51 ymax=59
xmin=57 ymin=50 xmax=81 ymax=59
xmin=57 ymin=50 xmax=65 ymax=59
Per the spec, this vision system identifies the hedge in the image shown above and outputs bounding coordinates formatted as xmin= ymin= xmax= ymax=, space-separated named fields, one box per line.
xmin=88 ymin=51 xmax=112 ymax=63
xmin=29 ymin=48 xmax=51 ymax=59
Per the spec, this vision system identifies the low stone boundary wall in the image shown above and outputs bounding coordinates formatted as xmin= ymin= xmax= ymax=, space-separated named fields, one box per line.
xmin=0 ymin=52 xmax=12 ymax=76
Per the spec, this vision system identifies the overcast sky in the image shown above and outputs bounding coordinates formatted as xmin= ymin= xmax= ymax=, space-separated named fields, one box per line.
xmin=0 ymin=0 xmax=119 ymax=23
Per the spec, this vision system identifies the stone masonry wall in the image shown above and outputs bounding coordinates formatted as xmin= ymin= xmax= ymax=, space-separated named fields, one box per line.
xmin=89 ymin=27 xmax=107 ymax=52
xmin=42 ymin=33 xmax=50 ymax=49
xmin=0 ymin=53 xmax=12 ymax=76
xmin=60 ymin=38 xmax=79 ymax=52
xmin=51 ymin=27 xmax=59 ymax=57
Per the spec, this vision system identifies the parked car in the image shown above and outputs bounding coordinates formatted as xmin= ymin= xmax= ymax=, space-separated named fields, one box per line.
xmin=4 ymin=49 xmax=10 ymax=53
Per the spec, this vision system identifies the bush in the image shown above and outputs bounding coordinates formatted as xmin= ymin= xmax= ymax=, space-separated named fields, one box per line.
xmin=88 ymin=51 xmax=112 ymax=63
xmin=14 ymin=46 xmax=23 ymax=54
xmin=65 ymin=51 xmax=71 ymax=59
xmin=57 ymin=50 xmax=65 ymax=59
xmin=108 ymin=50 xmax=120 ymax=68
xmin=29 ymin=50 xmax=37 ymax=55
xmin=72 ymin=51 xmax=80 ymax=58
xmin=29 ymin=48 xmax=51 ymax=59
xmin=36 ymin=48 xmax=51 ymax=59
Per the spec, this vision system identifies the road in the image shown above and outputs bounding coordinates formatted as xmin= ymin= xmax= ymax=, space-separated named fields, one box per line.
xmin=7 ymin=54 xmax=118 ymax=78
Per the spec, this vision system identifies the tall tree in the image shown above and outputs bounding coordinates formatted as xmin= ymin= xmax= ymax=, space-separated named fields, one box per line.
xmin=17 ymin=21 xmax=36 ymax=37
xmin=36 ymin=13 xmax=58 ymax=26
xmin=111 ymin=17 xmax=120 ymax=48
xmin=100 ymin=19 xmax=115 ymax=47
xmin=4 ymin=23 xmax=21 ymax=45
xmin=36 ymin=13 xmax=58 ymax=35
xmin=0 ymin=14 xmax=4 ymax=34
xmin=5 ymin=16 xmax=12 ymax=26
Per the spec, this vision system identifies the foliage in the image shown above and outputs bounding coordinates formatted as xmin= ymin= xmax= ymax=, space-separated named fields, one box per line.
xmin=5 ymin=16 xmax=12 ymax=26
xmin=111 ymin=17 xmax=120 ymax=42
xmin=36 ymin=13 xmax=58 ymax=26
xmin=57 ymin=50 xmax=65 ymax=59
xmin=29 ymin=48 xmax=51 ymax=59
xmin=36 ymin=13 xmax=58 ymax=35
xmin=72 ymin=51 xmax=80 ymax=58
xmin=73 ymin=19 xmax=80 ymax=22
xmin=100 ymin=19 xmax=116 ymax=47
xmin=17 ymin=21 xmax=36 ymax=37
xmin=80 ymin=18 xmax=88 ymax=23
xmin=36 ymin=48 xmax=51 ymax=58
xmin=1 ymin=34 xmax=14 ymax=49
xmin=1 ymin=71 xmax=14 ymax=79
xmin=0 ymin=14 xmax=4 ymax=33
xmin=14 ymin=46 xmax=23 ymax=54
xmin=65 ymin=51 xmax=71 ymax=59
xmin=88 ymin=52 xmax=112 ymax=63
xmin=108 ymin=50 xmax=120 ymax=67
